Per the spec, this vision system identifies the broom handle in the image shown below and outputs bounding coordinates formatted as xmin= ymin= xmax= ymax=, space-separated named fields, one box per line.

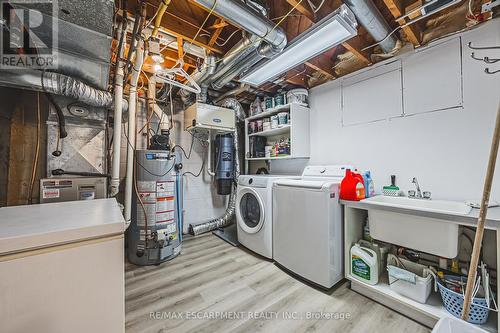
xmin=462 ymin=102 xmax=500 ymax=320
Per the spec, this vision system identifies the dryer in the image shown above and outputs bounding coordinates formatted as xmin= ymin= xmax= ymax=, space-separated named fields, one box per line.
xmin=272 ymin=165 xmax=352 ymax=288
xmin=236 ymin=175 xmax=299 ymax=259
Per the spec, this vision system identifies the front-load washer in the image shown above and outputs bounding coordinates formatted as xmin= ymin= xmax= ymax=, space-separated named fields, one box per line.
xmin=236 ymin=175 xmax=299 ymax=259
xmin=272 ymin=165 xmax=352 ymax=288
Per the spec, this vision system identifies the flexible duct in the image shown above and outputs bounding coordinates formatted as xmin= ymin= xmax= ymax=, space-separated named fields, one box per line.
xmin=343 ymin=0 xmax=398 ymax=53
xmin=0 ymin=69 xmax=128 ymax=111
xmin=189 ymin=98 xmax=245 ymax=235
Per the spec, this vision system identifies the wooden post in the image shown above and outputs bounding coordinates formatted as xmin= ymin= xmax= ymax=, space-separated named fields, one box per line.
xmin=462 ymin=102 xmax=500 ymax=320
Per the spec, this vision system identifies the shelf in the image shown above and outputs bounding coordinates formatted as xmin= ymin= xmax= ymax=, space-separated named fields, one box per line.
xmin=245 ymin=156 xmax=311 ymax=161
xmin=246 ymin=104 xmax=293 ymax=121
xmin=347 ymin=274 xmax=497 ymax=333
xmin=248 ymin=125 xmax=290 ymax=137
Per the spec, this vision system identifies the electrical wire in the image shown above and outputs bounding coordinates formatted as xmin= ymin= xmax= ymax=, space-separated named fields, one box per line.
xmin=307 ymin=0 xmax=326 ymax=13
xmin=28 ymin=92 xmax=41 ymax=204
xmin=122 ymin=123 xmax=175 ymax=177
xmin=215 ymin=29 xmax=241 ymax=47
xmin=183 ymin=149 xmax=206 ymax=178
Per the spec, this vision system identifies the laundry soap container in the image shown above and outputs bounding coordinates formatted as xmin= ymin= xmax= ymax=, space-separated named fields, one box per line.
xmin=387 ymin=254 xmax=435 ymax=304
xmin=350 ymin=244 xmax=378 ymax=285
xmin=340 ymin=169 xmax=366 ymax=201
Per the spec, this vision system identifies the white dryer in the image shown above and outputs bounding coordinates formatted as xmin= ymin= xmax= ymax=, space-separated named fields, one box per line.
xmin=236 ymin=175 xmax=299 ymax=259
xmin=272 ymin=165 xmax=352 ymax=288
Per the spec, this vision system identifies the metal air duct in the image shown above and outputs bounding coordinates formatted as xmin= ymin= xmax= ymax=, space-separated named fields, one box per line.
xmin=193 ymin=0 xmax=287 ymax=52
xmin=343 ymin=0 xmax=398 ymax=53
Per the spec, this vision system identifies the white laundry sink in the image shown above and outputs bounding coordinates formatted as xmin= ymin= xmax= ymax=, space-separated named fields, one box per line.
xmin=363 ymin=196 xmax=472 ymax=215
xmin=364 ymin=196 xmax=472 ymax=258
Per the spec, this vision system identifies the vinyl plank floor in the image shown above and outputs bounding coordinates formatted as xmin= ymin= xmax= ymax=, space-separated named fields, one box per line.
xmin=125 ymin=233 xmax=430 ymax=333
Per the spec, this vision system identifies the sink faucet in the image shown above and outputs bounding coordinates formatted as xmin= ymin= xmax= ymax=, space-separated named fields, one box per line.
xmin=412 ymin=177 xmax=422 ymax=198
xmin=409 ymin=177 xmax=431 ymax=199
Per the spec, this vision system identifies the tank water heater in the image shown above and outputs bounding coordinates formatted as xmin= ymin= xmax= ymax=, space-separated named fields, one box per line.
xmin=127 ymin=149 xmax=182 ymax=266
xmin=215 ymin=134 xmax=234 ymax=195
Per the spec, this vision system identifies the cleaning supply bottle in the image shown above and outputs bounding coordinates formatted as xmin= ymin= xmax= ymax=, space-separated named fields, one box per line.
xmin=340 ymin=169 xmax=366 ymax=201
xmin=350 ymin=243 xmax=379 ymax=285
xmin=363 ymin=171 xmax=375 ymax=198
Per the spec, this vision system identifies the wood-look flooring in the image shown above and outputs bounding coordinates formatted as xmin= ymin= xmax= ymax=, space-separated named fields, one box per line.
xmin=125 ymin=233 xmax=430 ymax=333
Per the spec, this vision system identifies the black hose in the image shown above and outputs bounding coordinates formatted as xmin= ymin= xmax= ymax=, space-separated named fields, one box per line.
xmin=52 ymin=169 xmax=109 ymax=178
xmin=41 ymin=71 xmax=68 ymax=139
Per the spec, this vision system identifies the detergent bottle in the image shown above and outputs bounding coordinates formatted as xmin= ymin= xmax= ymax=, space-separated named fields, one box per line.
xmin=340 ymin=169 xmax=366 ymax=201
xmin=363 ymin=171 xmax=375 ymax=198
xmin=350 ymin=243 xmax=379 ymax=285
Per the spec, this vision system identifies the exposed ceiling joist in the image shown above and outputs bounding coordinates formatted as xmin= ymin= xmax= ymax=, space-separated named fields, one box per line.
xmin=208 ymin=18 xmax=226 ymax=47
xmin=382 ymin=0 xmax=422 ymax=46
xmin=130 ymin=1 xmax=224 ymax=54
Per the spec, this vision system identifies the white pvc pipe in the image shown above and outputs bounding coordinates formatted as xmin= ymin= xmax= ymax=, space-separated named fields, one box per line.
xmin=110 ymin=27 xmax=125 ymax=197
xmin=207 ymin=130 xmax=216 ymax=177
xmin=124 ymin=39 xmax=145 ymax=224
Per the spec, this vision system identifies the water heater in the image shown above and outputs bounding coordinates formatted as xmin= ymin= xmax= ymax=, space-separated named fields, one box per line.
xmin=127 ymin=150 xmax=182 ymax=265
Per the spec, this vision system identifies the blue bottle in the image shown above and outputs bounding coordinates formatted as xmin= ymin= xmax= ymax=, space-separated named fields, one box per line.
xmin=363 ymin=171 xmax=375 ymax=198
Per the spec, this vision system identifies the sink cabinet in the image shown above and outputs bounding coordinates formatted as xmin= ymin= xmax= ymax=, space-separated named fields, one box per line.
xmin=342 ymin=202 xmax=499 ymax=332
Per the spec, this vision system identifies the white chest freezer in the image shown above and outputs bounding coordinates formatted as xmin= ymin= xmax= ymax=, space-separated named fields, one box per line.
xmin=0 ymin=199 xmax=125 ymax=333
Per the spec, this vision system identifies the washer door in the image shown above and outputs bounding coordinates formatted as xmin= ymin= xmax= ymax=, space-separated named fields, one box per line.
xmin=237 ymin=188 xmax=264 ymax=234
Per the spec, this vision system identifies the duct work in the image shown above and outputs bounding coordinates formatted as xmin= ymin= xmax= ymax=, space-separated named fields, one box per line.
xmin=343 ymin=0 xmax=399 ymax=53
xmin=181 ymin=0 xmax=287 ymax=102
xmin=189 ymin=98 xmax=245 ymax=236
xmin=0 ymin=69 xmax=128 ymax=111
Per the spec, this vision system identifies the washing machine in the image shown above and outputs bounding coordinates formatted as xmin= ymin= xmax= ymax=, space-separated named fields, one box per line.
xmin=236 ymin=175 xmax=299 ymax=259
xmin=272 ymin=165 xmax=352 ymax=288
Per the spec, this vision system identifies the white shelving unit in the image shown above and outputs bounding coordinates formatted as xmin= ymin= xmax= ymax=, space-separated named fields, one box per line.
xmin=343 ymin=205 xmax=498 ymax=333
xmin=245 ymin=103 xmax=310 ymax=161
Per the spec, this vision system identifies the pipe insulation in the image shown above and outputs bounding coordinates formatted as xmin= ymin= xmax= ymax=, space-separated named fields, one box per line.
xmin=343 ymin=0 xmax=398 ymax=53
xmin=0 ymin=68 xmax=128 ymax=111
xmin=189 ymin=98 xmax=245 ymax=235
xmin=124 ymin=39 xmax=145 ymax=224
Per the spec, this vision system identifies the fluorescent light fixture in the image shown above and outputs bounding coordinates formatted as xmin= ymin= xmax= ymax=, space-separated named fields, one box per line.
xmin=241 ymin=4 xmax=358 ymax=87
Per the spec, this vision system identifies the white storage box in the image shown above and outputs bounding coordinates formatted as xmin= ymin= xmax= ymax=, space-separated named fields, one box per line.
xmin=432 ymin=317 xmax=488 ymax=333
xmin=387 ymin=254 xmax=434 ymax=303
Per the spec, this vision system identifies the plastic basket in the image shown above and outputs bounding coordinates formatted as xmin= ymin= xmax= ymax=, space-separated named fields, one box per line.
xmin=437 ymin=275 xmax=490 ymax=325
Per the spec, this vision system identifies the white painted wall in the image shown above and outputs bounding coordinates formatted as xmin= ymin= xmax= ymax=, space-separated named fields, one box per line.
xmin=309 ymin=20 xmax=500 ymax=202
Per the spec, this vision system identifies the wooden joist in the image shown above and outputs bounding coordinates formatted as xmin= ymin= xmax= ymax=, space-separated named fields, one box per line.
xmin=382 ymin=0 xmax=422 ymax=46
xmin=208 ymin=18 xmax=226 ymax=47
xmin=131 ymin=1 xmax=224 ymax=55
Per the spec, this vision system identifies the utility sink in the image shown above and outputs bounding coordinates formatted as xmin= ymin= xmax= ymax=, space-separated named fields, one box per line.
xmin=363 ymin=196 xmax=472 ymax=215
xmin=363 ymin=196 xmax=472 ymax=258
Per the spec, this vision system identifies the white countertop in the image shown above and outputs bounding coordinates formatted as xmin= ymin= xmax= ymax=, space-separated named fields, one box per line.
xmin=341 ymin=198 xmax=500 ymax=230
xmin=0 ymin=198 xmax=125 ymax=255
